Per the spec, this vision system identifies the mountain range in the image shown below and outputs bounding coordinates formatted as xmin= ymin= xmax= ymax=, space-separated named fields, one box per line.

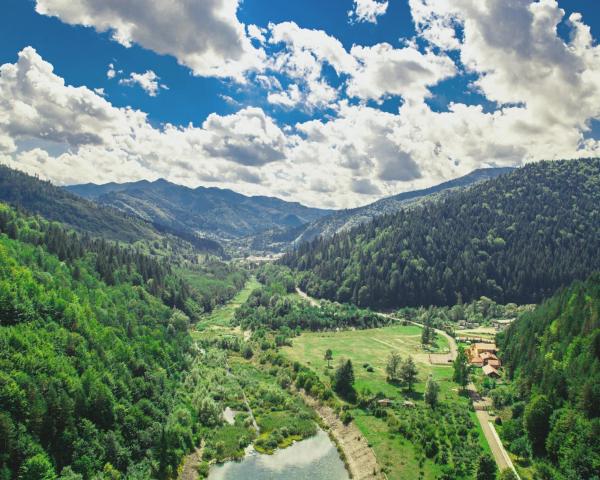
xmin=293 ymin=167 xmax=514 ymax=244
xmin=65 ymin=167 xmax=514 ymax=255
xmin=66 ymin=179 xmax=332 ymax=244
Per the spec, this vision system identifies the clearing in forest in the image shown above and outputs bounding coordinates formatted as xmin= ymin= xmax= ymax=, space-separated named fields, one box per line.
xmin=284 ymin=325 xmax=491 ymax=480
xmin=195 ymin=276 xmax=260 ymax=331
xmin=284 ymin=325 xmax=451 ymax=399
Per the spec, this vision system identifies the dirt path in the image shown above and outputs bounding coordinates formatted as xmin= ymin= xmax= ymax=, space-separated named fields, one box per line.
xmin=370 ymin=337 xmax=398 ymax=349
xmin=298 ymin=390 xmax=384 ymax=480
xmin=178 ymin=443 xmax=204 ymax=480
xmin=296 ymin=287 xmax=320 ymax=307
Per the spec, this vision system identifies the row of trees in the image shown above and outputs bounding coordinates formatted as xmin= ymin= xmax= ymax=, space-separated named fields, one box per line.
xmin=283 ymin=158 xmax=600 ymax=309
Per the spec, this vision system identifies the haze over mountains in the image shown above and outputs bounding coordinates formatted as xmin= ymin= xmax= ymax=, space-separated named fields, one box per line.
xmin=66 ymin=179 xmax=332 ymax=242
xmin=64 ymin=167 xmax=514 ymax=255
xmin=294 ymin=167 xmax=514 ymax=244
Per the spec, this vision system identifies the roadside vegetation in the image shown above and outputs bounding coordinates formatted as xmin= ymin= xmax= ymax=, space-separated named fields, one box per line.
xmin=489 ymin=274 xmax=600 ymax=479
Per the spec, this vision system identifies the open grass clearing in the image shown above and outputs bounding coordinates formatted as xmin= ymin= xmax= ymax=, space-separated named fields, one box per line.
xmin=284 ymin=324 xmax=449 ymax=398
xmin=283 ymin=325 xmax=492 ymax=479
xmin=195 ymin=277 xmax=260 ymax=331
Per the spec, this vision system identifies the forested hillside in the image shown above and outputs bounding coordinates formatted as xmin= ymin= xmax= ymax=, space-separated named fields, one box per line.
xmin=0 ymin=166 xmax=224 ymax=256
xmin=294 ymin=167 xmax=514 ymax=244
xmin=0 ymin=203 xmax=215 ymax=478
xmin=283 ymin=158 xmax=600 ymax=308
xmin=496 ymin=274 xmax=600 ymax=478
xmin=0 ymin=166 xmax=159 ymax=244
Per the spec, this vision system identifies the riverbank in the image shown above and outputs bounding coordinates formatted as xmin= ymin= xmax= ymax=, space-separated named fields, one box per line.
xmin=297 ymin=389 xmax=384 ymax=480
xmin=179 ymin=443 xmax=204 ymax=480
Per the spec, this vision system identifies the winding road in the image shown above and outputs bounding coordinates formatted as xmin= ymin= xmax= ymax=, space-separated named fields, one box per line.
xmin=295 ymin=287 xmax=518 ymax=477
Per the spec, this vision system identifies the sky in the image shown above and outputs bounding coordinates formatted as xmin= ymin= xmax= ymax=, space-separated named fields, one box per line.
xmin=1 ymin=0 xmax=599 ymax=209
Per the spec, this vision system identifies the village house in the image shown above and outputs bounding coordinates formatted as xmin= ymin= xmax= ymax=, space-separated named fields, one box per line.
xmin=482 ymin=364 xmax=501 ymax=378
xmin=479 ymin=351 xmax=501 ymax=368
xmin=467 ymin=342 xmax=498 ymax=365
xmin=467 ymin=342 xmax=503 ymax=377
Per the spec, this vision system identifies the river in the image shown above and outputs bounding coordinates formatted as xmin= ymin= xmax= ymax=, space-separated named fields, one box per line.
xmin=207 ymin=429 xmax=350 ymax=480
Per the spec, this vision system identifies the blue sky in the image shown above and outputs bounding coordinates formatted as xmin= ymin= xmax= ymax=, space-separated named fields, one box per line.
xmin=1 ymin=0 xmax=600 ymax=208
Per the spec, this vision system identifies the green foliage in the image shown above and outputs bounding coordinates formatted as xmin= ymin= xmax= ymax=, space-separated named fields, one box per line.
xmin=324 ymin=348 xmax=333 ymax=368
xmin=400 ymin=357 xmax=418 ymax=392
xmin=0 ymin=203 xmax=248 ymax=478
xmin=385 ymin=351 xmax=402 ymax=382
xmin=523 ymin=395 xmax=552 ymax=455
xmin=177 ymin=262 xmax=247 ymax=314
xmin=453 ymin=347 xmax=469 ymax=389
xmin=499 ymin=273 xmax=600 ymax=478
xmin=284 ymin=158 xmax=600 ymax=308
xmin=390 ymin=401 xmax=482 ymax=476
xmin=424 ymin=376 xmax=440 ymax=409
xmin=235 ymin=285 xmax=390 ymax=333
xmin=333 ymin=360 xmax=356 ymax=401
xmin=475 ymin=453 xmax=497 ymax=480
xmin=19 ymin=453 xmax=56 ymax=480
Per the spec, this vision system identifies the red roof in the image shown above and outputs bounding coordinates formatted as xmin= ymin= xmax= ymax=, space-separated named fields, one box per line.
xmin=483 ymin=365 xmax=500 ymax=377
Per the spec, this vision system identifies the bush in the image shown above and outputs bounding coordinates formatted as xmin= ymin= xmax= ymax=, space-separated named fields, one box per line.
xmin=341 ymin=410 xmax=354 ymax=425
xmin=197 ymin=462 xmax=210 ymax=478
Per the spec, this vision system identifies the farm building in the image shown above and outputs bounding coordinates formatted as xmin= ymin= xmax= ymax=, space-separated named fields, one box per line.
xmin=482 ymin=364 xmax=501 ymax=378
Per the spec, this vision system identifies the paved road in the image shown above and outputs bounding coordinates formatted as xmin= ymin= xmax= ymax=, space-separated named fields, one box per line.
xmin=476 ymin=410 xmax=519 ymax=476
xmin=469 ymin=384 xmax=520 ymax=478
xmin=295 ymin=287 xmax=519 ymax=476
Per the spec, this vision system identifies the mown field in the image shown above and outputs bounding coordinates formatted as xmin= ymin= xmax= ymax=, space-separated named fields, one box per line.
xmin=284 ymin=325 xmax=448 ymax=397
xmin=284 ymin=324 xmax=490 ymax=480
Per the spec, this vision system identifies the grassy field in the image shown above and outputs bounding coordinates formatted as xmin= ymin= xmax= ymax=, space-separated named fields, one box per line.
xmin=456 ymin=326 xmax=497 ymax=340
xmin=285 ymin=324 xmax=449 ymax=398
xmin=195 ymin=276 xmax=260 ymax=331
xmin=283 ymin=325 xmax=490 ymax=480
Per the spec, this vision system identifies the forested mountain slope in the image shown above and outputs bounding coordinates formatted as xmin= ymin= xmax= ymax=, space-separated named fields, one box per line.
xmin=283 ymin=158 xmax=600 ymax=308
xmin=0 ymin=166 xmax=159 ymax=244
xmin=294 ymin=167 xmax=514 ymax=244
xmin=497 ymin=274 xmax=600 ymax=478
xmin=0 ymin=166 xmax=224 ymax=255
xmin=0 ymin=203 xmax=205 ymax=478
xmin=66 ymin=178 xmax=333 ymax=242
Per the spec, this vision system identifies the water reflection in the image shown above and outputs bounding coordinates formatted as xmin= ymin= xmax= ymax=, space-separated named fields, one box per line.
xmin=208 ymin=429 xmax=349 ymax=480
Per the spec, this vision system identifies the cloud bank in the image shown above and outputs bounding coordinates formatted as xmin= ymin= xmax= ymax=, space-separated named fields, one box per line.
xmin=2 ymin=0 xmax=599 ymax=209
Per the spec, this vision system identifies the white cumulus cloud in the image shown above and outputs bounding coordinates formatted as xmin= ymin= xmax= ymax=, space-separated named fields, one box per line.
xmin=119 ymin=70 xmax=168 ymax=97
xmin=349 ymin=0 xmax=389 ymax=24
xmin=33 ymin=0 xmax=265 ymax=80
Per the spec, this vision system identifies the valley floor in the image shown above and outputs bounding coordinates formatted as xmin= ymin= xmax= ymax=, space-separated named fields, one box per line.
xmin=183 ymin=280 xmax=514 ymax=480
